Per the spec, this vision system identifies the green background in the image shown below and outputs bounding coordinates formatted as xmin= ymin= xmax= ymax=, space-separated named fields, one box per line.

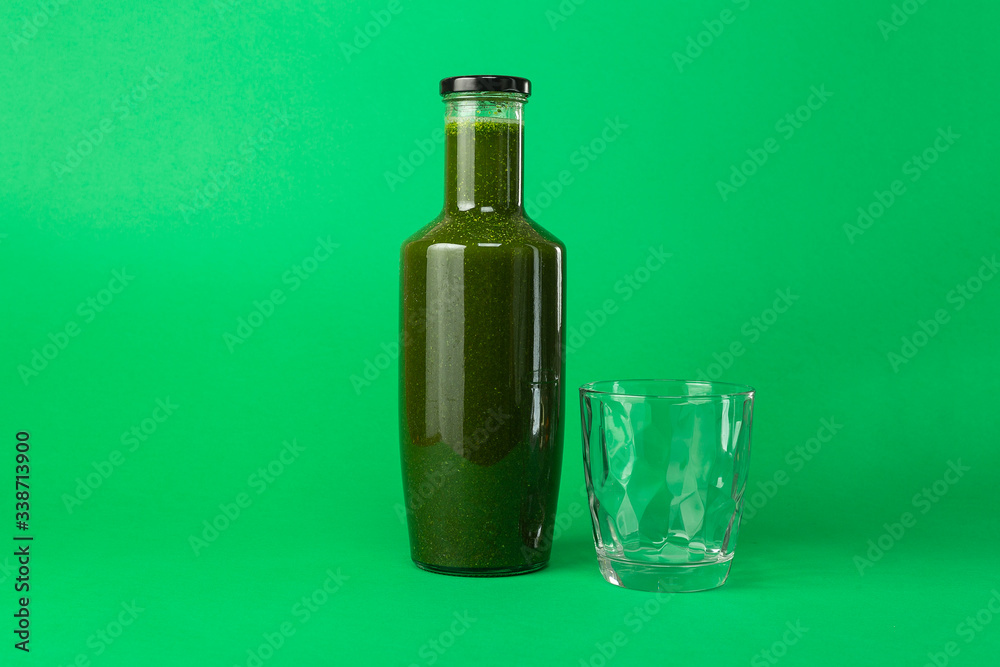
xmin=3 ymin=0 xmax=999 ymax=664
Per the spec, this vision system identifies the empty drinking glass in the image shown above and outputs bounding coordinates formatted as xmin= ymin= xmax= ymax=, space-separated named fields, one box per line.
xmin=580 ymin=380 xmax=755 ymax=592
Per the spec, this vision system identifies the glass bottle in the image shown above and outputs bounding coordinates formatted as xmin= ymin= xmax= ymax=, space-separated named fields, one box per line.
xmin=399 ymin=75 xmax=566 ymax=576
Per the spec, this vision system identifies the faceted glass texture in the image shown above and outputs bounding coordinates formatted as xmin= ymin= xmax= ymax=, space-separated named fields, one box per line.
xmin=581 ymin=380 xmax=754 ymax=592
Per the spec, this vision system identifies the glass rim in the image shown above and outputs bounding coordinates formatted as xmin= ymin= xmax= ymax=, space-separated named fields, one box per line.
xmin=579 ymin=378 xmax=755 ymax=400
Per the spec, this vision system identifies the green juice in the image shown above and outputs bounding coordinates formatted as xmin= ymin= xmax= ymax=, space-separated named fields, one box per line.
xmin=399 ymin=109 xmax=566 ymax=575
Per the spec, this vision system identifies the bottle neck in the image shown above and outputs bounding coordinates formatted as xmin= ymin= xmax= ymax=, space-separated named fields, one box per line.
xmin=442 ymin=93 xmax=525 ymax=215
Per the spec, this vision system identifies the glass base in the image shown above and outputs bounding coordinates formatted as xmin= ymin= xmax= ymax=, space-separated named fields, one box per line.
xmin=597 ymin=554 xmax=733 ymax=592
xmin=413 ymin=560 xmax=548 ymax=578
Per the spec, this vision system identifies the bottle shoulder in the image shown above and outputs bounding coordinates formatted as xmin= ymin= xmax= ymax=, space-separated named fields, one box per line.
xmin=402 ymin=211 xmax=565 ymax=251
xmin=523 ymin=214 xmax=565 ymax=249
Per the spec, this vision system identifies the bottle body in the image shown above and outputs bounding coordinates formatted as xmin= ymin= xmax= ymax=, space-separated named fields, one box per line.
xmin=399 ymin=84 xmax=565 ymax=575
